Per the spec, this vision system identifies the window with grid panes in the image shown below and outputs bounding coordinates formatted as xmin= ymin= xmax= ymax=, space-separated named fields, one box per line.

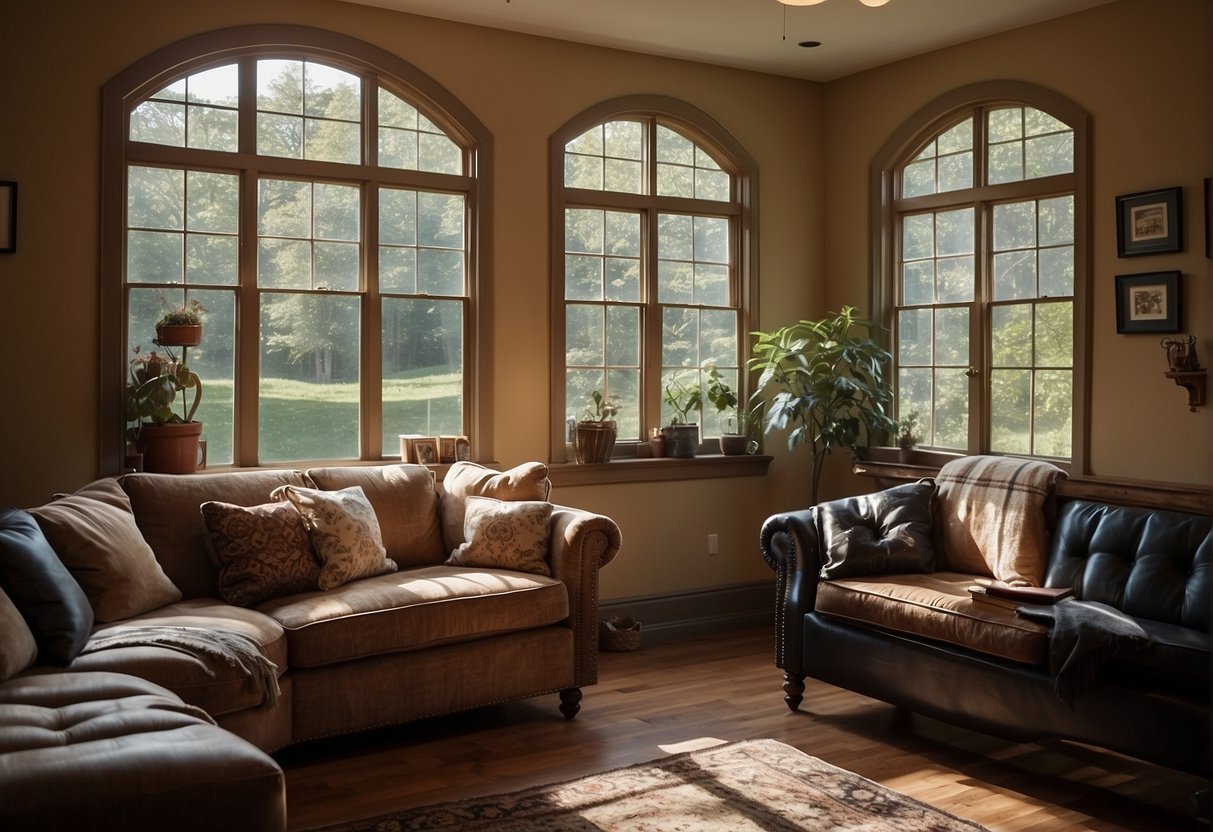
xmin=104 ymin=30 xmax=488 ymax=471
xmin=887 ymin=94 xmax=1086 ymax=462
xmin=553 ymin=106 xmax=753 ymax=460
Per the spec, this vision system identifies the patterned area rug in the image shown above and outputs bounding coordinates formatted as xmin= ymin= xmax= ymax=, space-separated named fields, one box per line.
xmin=312 ymin=738 xmax=989 ymax=831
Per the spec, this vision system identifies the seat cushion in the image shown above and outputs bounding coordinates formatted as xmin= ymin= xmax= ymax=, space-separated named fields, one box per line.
xmin=259 ymin=565 xmax=569 ymax=668
xmin=1104 ymin=615 xmax=1210 ymax=694
xmin=63 ymin=599 xmax=287 ymax=717
xmin=815 ymin=572 xmax=1048 ymax=664
xmin=0 ymin=672 xmax=284 ymax=832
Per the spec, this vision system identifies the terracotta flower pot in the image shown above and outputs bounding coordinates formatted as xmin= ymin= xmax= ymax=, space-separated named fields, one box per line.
xmin=138 ymin=421 xmax=205 ymax=474
xmin=155 ymin=324 xmax=203 ymax=347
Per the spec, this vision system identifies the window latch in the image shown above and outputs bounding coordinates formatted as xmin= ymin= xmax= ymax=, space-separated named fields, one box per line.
xmin=965 ymin=367 xmax=980 ymax=378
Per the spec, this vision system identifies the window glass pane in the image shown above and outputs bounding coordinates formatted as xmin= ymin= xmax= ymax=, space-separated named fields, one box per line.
xmin=606 ymin=367 xmax=641 ymax=441
xmin=912 ymin=140 xmax=936 ymax=161
xmin=992 ymin=250 xmax=1036 ymax=301
xmin=901 ymin=214 xmax=934 ymax=261
xmin=990 ymin=369 xmax=1031 ymax=454
xmin=187 ymin=171 xmax=238 ymax=234
xmin=257 ymin=112 xmax=303 ymax=158
xmin=565 ymin=255 xmax=603 ymax=301
xmin=902 ymin=159 xmax=935 ymax=198
xmin=566 ymin=125 xmax=603 ymax=157
xmin=381 ymin=297 xmax=463 ymax=446
xmin=987 ymin=108 xmax=1022 ymax=143
xmin=1034 ymin=369 xmax=1072 ymax=457
xmin=380 ymin=188 xmax=417 ymax=248
xmin=259 ymin=293 xmax=360 ymax=461
xmin=933 ymin=368 xmax=969 ymax=449
xmin=129 ymin=166 xmax=184 ymax=230
xmin=897 ymin=367 xmax=932 ymax=439
xmin=898 ymin=308 xmax=932 ymax=365
xmin=128 ymin=231 xmax=183 ymax=284
xmin=303 ymin=62 xmax=360 ymax=120
xmin=936 ymin=257 xmax=973 ymax=304
xmin=1035 ymin=301 xmax=1072 ymax=367
xmin=935 ymin=208 xmax=973 ymax=257
xmin=1038 ymin=247 xmax=1074 ymax=297
xmin=418 ymin=131 xmax=462 ymax=175
xmin=656 ymin=125 xmax=694 ymax=165
xmin=901 ymin=261 xmax=934 ymax=306
xmin=131 ymin=101 xmax=186 ymax=146
xmin=661 ymin=307 xmax=697 ymax=368
xmin=698 ymin=309 xmax=737 ymax=369
xmin=259 ymin=179 xmax=311 ymax=239
xmin=566 ymin=208 xmax=604 ymax=254
xmin=315 ymin=183 xmax=360 ymax=241
xmin=606 ymin=306 xmax=640 ymax=368
xmin=186 ymin=234 xmax=238 ymax=285
xmin=188 ymin=106 xmax=238 ymax=153
xmin=1037 ymin=195 xmax=1074 ymax=246
xmin=604 ymin=158 xmax=643 ymax=193
xmin=1024 ymin=107 xmax=1068 ymax=137
xmin=987 ymin=141 xmax=1024 ymax=184
xmin=993 ymin=201 xmax=1036 ymax=250
xmin=695 ymin=264 xmax=729 ymax=307
xmin=1025 ymin=133 xmax=1073 ymax=178
xmin=258 ymin=60 xmax=303 ymax=114
xmin=604 ymin=121 xmax=642 ymax=160
xmin=696 ymin=168 xmax=730 ymax=201
xmin=566 ymin=303 xmax=604 ymax=366
xmin=936 ymin=117 xmax=973 ymax=154
xmin=991 ymin=304 xmax=1031 ymax=367
xmin=937 ymin=152 xmax=973 ymax=192
xmin=657 ymin=163 xmax=693 ymax=198
xmin=694 ymin=216 xmax=729 ymax=265
xmin=566 ymin=153 xmax=605 ymax=188
xmin=417 ymin=192 xmax=464 ymax=249
xmin=934 ymin=307 xmax=969 ymax=365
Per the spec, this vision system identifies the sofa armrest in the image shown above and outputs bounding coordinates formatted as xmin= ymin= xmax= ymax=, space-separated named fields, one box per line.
xmin=759 ymin=508 xmax=821 ymax=673
xmin=548 ymin=506 xmax=622 ymax=688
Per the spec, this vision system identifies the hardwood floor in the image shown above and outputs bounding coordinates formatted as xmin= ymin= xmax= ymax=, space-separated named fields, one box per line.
xmin=280 ymin=626 xmax=1208 ymax=831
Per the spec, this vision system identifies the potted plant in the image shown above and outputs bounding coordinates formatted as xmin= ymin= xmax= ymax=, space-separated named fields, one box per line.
xmin=705 ymin=365 xmax=748 ymax=456
xmin=154 ymin=299 xmax=206 ymax=347
xmin=661 ymin=376 xmax=702 ymax=458
xmin=126 ymin=341 xmax=205 ymax=474
xmin=748 ymin=305 xmax=896 ymax=505
xmin=895 ymin=410 xmax=922 ymax=463
xmin=573 ymin=390 xmax=618 ymax=464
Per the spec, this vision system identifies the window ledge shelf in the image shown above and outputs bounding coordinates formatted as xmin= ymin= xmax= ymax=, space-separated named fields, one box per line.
xmin=548 ymin=454 xmax=772 ymax=487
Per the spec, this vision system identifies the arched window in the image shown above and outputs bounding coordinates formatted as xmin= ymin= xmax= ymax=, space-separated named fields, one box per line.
xmin=549 ymin=97 xmax=756 ymax=462
xmin=100 ymin=26 xmax=491 ymax=472
xmin=872 ymin=82 xmax=1090 ymax=466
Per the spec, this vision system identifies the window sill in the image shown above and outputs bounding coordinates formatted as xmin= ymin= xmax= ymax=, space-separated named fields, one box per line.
xmin=548 ymin=454 xmax=772 ymax=487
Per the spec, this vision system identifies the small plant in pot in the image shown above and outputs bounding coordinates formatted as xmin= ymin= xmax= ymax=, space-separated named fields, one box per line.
xmin=126 ymin=342 xmax=205 ymax=474
xmin=573 ymin=390 xmax=618 ymax=464
xmin=895 ymin=410 xmax=922 ymax=463
xmin=705 ymin=364 xmax=748 ymax=456
xmin=661 ymin=376 xmax=702 ymax=458
xmin=154 ymin=299 xmax=207 ymax=347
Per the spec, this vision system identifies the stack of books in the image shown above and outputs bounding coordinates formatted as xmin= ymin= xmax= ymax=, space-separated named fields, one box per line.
xmin=968 ymin=583 xmax=1073 ymax=610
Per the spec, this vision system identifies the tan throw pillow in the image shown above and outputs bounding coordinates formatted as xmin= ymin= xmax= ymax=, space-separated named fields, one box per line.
xmin=305 ymin=465 xmax=446 ymax=567
xmin=446 ymin=496 xmax=553 ymax=576
xmin=272 ymin=485 xmax=397 ymax=590
xmin=199 ymin=501 xmax=321 ymax=607
xmin=0 ymin=584 xmax=39 ymax=681
xmin=440 ymin=461 xmax=552 ymax=552
xmin=29 ymin=478 xmax=181 ymax=623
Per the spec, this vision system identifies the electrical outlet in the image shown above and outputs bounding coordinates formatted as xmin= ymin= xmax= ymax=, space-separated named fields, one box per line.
xmin=707 ymin=533 xmax=719 ymax=556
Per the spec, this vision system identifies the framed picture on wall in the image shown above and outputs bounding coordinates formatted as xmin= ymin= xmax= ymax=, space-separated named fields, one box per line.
xmin=1115 ymin=271 xmax=1181 ymax=333
xmin=1116 ymin=186 xmax=1182 ymax=257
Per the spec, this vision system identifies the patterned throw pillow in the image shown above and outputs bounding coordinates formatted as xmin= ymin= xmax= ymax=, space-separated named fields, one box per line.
xmin=272 ymin=485 xmax=397 ymax=590
xmin=440 ymin=461 xmax=552 ymax=552
xmin=446 ymin=496 xmax=553 ymax=576
xmin=200 ymin=500 xmax=322 ymax=607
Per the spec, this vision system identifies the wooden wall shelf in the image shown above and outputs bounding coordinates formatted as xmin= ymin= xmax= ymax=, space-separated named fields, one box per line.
xmin=1165 ymin=369 xmax=1206 ymax=411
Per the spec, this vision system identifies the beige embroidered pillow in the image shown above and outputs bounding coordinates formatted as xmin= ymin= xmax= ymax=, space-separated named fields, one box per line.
xmin=199 ymin=501 xmax=321 ymax=607
xmin=446 ymin=496 xmax=553 ymax=576
xmin=272 ymin=485 xmax=397 ymax=590
xmin=440 ymin=461 xmax=552 ymax=552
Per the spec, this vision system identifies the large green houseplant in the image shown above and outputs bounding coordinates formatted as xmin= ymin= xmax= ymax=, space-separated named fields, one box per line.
xmin=748 ymin=305 xmax=895 ymax=505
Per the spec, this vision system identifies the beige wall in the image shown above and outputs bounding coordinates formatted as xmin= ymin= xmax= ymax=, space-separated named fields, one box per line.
xmin=822 ymin=0 xmax=1212 ymax=496
xmin=0 ymin=0 xmax=1207 ymax=604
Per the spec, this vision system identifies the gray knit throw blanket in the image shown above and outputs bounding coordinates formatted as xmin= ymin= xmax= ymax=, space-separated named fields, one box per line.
xmin=81 ymin=625 xmax=280 ymax=708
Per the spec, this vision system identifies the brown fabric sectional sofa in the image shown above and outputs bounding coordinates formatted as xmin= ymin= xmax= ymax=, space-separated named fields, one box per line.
xmin=0 ymin=461 xmax=621 ymax=831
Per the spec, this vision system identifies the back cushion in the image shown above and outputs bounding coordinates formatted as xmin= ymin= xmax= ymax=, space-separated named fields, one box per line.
xmin=0 ymin=584 xmax=38 ymax=680
xmin=305 ymin=465 xmax=445 ymax=567
xmin=121 ymin=470 xmax=310 ymax=599
xmin=1045 ymin=500 xmax=1211 ymax=631
xmin=440 ymin=462 xmax=552 ymax=553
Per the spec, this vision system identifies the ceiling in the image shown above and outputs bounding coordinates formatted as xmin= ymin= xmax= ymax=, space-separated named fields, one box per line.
xmin=340 ymin=0 xmax=1116 ymax=81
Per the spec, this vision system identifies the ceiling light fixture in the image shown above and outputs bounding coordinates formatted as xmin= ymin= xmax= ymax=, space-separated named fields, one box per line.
xmin=778 ymin=0 xmax=891 ymax=6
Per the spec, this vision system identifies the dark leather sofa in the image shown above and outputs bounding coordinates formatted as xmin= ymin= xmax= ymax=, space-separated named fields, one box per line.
xmin=760 ymin=484 xmax=1211 ymax=778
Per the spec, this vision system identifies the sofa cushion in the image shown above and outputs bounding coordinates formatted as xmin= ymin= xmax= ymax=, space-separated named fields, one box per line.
xmin=259 ymin=565 xmax=569 ymax=668
xmin=199 ymin=500 xmax=320 ymax=607
xmin=271 ymin=485 xmax=397 ymax=590
xmin=0 ymin=585 xmax=38 ymax=681
xmin=29 ymin=478 xmax=181 ymax=622
xmin=935 ymin=455 xmax=1065 ymax=585
xmin=815 ymin=571 xmax=1048 ymax=665
xmin=0 ymin=671 xmax=285 ymax=832
xmin=64 ymin=599 xmax=287 ymax=717
xmin=447 ymin=497 xmax=553 ymax=576
xmin=121 ymin=470 xmax=311 ymax=600
xmin=440 ymin=461 xmax=552 ymax=552
xmin=1104 ymin=615 xmax=1210 ymax=694
xmin=0 ymin=508 xmax=94 ymax=665
xmin=817 ymin=480 xmax=936 ymax=579
xmin=306 ymin=464 xmax=446 ymax=568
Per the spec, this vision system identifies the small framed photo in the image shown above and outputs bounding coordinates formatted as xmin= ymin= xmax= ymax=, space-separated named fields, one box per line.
xmin=455 ymin=436 xmax=471 ymax=461
xmin=0 ymin=181 xmax=16 ymax=254
xmin=439 ymin=435 xmax=459 ymax=464
xmin=1116 ymin=186 xmax=1182 ymax=257
xmin=1115 ymin=271 xmax=1181 ymax=334
xmin=411 ymin=437 xmax=439 ymax=465
xmin=398 ymin=434 xmax=424 ymax=461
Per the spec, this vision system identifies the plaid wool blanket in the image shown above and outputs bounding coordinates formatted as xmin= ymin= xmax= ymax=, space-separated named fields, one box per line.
xmin=935 ymin=455 xmax=1066 ymax=586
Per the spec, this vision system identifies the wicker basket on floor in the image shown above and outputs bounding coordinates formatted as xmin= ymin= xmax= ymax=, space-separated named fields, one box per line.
xmin=599 ymin=615 xmax=642 ymax=651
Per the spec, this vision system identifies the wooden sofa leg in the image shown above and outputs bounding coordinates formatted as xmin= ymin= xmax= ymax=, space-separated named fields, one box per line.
xmin=782 ymin=672 xmax=805 ymax=711
xmin=559 ymin=687 xmax=582 ymax=719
